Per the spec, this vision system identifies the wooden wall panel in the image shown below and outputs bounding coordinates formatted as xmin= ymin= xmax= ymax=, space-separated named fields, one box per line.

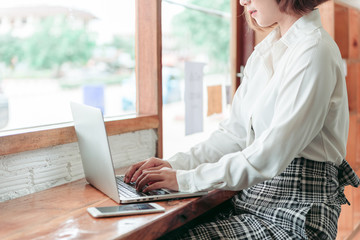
xmin=354 ymin=169 xmax=360 ymax=230
xmin=335 ymin=4 xmax=349 ymax=59
xmin=357 ymin=116 xmax=360 ymax=165
xmin=349 ymin=9 xmax=360 ymax=59
xmin=338 ymin=187 xmax=354 ymax=240
xmin=357 ymin=63 xmax=360 ymax=115
xmin=346 ymin=62 xmax=358 ymax=113
xmin=324 ymin=3 xmax=360 ymax=239
xmin=347 ymin=113 xmax=357 ymax=167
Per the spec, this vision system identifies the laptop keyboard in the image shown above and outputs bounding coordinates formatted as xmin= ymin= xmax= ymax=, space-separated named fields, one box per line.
xmin=116 ymin=176 xmax=170 ymax=198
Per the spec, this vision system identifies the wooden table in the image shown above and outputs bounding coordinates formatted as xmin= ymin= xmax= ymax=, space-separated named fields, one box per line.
xmin=0 ymin=176 xmax=237 ymax=239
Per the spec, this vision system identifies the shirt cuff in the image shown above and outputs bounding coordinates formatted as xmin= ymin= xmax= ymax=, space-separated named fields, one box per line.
xmin=176 ymin=169 xmax=197 ymax=193
xmin=166 ymin=152 xmax=191 ymax=170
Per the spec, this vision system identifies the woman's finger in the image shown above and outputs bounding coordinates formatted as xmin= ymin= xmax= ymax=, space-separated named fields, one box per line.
xmin=136 ymin=171 xmax=163 ymax=191
xmin=124 ymin=160 xmax=145 ymax=183
xmin=142 ymin=182 xmax=165 ymax=193
xmin=131 ymin=159 xmax=158 ymax=182
xmin=146 ymin=166 xmax=164 ymax=171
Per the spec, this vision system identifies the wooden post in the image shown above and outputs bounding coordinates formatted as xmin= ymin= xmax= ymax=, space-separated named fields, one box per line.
xmin=230 ymin=0 xmax=254 ymax=97
xmin=136 ymin=0 xmax=163 ymax=157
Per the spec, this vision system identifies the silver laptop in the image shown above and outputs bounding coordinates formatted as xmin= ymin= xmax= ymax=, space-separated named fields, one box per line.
xmin=70 ymin=102 xmax=207 ymax=204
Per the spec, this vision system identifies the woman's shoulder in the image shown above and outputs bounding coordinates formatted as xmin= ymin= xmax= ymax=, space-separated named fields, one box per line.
xmin=289 ymin=27 xmax=342 ymax=65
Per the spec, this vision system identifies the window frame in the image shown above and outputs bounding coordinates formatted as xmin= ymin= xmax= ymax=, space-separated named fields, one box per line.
xmin=230 ymin=1 xmax=254 ymax=95
xmin=0 ymin=0 xmax=163 ymax=158
xmin=0 ymin=0 xmax=251 ymax=159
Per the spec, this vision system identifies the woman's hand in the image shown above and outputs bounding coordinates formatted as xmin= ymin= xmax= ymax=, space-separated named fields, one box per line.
xmin=124 ymin=157 xmax=172 ymax=183
xmin=135 ymin=167 xmax=178 ymax=192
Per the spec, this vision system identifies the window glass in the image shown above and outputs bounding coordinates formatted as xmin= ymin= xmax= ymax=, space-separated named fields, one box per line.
xmin=162 ymin=0 xmax=231 ymax=158
xmin=0 ymin=0 xmax=135 ymax=131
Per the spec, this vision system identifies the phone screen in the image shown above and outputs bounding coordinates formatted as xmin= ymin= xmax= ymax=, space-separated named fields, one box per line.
xmin=96 ymin=204 xmax=156 ymax=213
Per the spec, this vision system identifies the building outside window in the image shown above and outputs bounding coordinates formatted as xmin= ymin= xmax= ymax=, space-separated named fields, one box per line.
xmin=0 ymin=0 xmax=136 ymax=131
xmin=0 ymin=0 xmax=232 ymax=160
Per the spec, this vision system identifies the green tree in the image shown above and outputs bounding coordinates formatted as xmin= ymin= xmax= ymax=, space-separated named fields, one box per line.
xmin=171 ymin=0 xmax=231 ymax=66
xmin=23 ymin=16 xmax=96 ymax=76
xmin=0 ymin=34 xmax=24 ymax=69
xmin=109 ymin=35 xmax=135 ymax=60
xmin=103 ymin=35 xmax=135 ymax=72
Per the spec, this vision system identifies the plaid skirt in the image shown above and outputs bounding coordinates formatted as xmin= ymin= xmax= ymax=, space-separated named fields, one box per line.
xmin=161 ymin=158 xmax=360 ymax=240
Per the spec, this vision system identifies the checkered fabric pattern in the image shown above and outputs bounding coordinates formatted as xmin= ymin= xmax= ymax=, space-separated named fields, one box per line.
xmin=161 ymin=158 xmax=360 ymax=240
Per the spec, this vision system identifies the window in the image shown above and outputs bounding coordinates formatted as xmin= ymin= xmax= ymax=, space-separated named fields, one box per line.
xmin=0 ymin=0 xmax=162 ymax=157
xmin=0 ymin=0 xmax=246 ymax=158
xmin=161 ymin=0 xmax=232 ymax=158
xmin=0 ymin=1 xmax=136 ymax=131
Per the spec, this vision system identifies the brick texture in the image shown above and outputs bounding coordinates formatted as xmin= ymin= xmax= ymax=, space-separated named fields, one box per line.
xmin=0 ymin=129 xmax=157 ymax=202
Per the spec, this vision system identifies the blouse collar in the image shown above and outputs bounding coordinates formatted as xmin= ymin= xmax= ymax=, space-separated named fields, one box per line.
xmin=255 ymin=9 xmax=323 ymax=54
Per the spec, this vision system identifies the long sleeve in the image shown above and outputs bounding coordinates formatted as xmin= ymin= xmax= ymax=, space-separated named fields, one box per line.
xmin=166 ymin=52 xmax=256 ymax=171
xmin=176 ymin=36 xmax=345 ymax=192
xmin=166 ymin=86 xmax=249 ymax=170
xmin=168 ymin=10 xmax=348 ymax=193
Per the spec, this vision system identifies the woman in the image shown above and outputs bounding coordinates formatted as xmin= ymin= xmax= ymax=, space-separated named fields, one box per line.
xmin=125 ymin=0 xmax=360 ymax=238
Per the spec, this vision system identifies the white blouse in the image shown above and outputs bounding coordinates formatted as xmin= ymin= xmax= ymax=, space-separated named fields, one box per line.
xmin=167 ymin=9 xmax=349 ymax=193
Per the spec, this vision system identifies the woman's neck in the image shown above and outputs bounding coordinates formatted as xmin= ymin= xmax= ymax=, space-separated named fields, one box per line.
xmin=278 ymin=12 xmax=303 ymax=37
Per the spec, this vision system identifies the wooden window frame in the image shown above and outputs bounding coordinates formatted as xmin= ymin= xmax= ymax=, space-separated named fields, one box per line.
xmin=0 ymin=0 xmax=252 ymax=159
xmin=0 ymin=0 xmax=163 ymax=158
xmin=230 ymin=2 xmax=254 ymax=96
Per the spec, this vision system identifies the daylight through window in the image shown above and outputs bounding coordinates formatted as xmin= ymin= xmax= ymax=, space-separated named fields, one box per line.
xmin=0 ymin=0 xmax=136 ymax=131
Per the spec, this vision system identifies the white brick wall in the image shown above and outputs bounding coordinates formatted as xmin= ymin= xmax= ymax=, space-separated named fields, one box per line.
xmin=0 ymin=129 xmax=157 ymax=202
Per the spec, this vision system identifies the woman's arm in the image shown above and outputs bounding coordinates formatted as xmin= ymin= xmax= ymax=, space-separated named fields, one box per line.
xmin=175 ymin=38 xmax=346 ymax=193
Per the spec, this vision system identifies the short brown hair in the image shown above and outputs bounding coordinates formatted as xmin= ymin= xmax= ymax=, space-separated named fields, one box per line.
xmin=277 ymin=0 xmax=329 ymax=14
xmin=244 ymin=0 xmax=329 ymax=31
